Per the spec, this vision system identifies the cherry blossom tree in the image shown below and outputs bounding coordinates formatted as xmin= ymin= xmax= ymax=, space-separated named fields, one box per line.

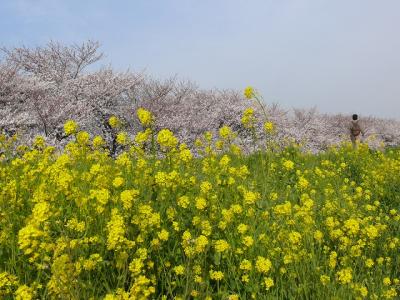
xmin=1 ymin=40 xmax=399 ymax=153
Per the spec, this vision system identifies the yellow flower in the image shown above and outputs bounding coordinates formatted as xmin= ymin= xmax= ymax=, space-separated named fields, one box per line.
xmin=283 ymin=254 xmax=293 ymax=264
xmin=157 ymin=129 xmax=178 ymax=149
xmin=219 ymin=155 xmax=231 ymax=168
xmin=264 ymin=277 xmax=274 ymax=290
xmin=108 ymin=116 xmax=121 ymax=128
xmin=137 ymin=108 xmax=154 ymax=127
xmin=329 ymin=251 xmax=337 ymax=269
xmin=320 ymin=275 xmax=330 ymax=286
xmin=273 ymin=201 xmax=292 ymax=215
xmin=214 ymin=239 xmax=230 ymax=252
xmin=90 ymin=189 xmax=110 ymax=206
xmin=314 ymin=230 xmax=324 ymax=242
xmin=112 ymin=177 xmax=124 ymax=188
xmin=179 ymin=148 xmax=193 ymax=162
xmin=358 ymin=286 xmax=368 ymax=298
xmin=192 ymin=265 xmax=202 ymax=275
xmin=264 ymin=121 xmax=274 ymax=133
xmin=158 ymin=229 xmax=169 ymax=241
xmin=64 ymin=120 xmax=79 ymax=136
xmin=237 ymin=223 xmax=249 ymax=234
xmin=336 ymin=268 xmax=352 ymax=284
xmin=116 ymin=132 xmax=128 ymax=145
xmin=106 ymin=209 xmax=134 ymax=251
xmin=200 ymin=181 xmax=213 ymax=194
xmin=15 ymin=284 xmax=35 ymax=300
xmin=243 ymin=190 xmax=259 ymax=205
xmin=120 ymin=189 xmax=139 ymax=210
xmin=177 ymin=195 xmax=190 ymax=208
xmin=209 ymin=270 xmax=224 ymax=281
xmin=173 ymin=265 xmax=185 ymax=275
xmin=194 ymin=235 xmax=209 ymax=253
xmin=66 ymin=218 xmax=85 ymax=233
xmin=219 ymin=126 xmax=234 ymax=140
xmin=244 ymin=86 xmax=255 ymax=99
xmin=218 ymin=221 xmax=227 ymax=230
xmin=288 ymin=231 xmax=302 ymax=244
xmin=191 ymin=290 xmax=199 ymax=297
xmin=242 ymin=236 xmax=254 ymax=247
xmin=297 ymin=176 xmax=309 ymax=190
xmin=195 ymin=197 xmax=207 ymax=210
xmin=239 ymin=259 xmax=252 ymax=271
xmin=135 ymin=129 xmax=152 ymax=144
xmin=256 ymin=256 xmax=272 ymax=274
xmin=83 ymin=254 xmax=103 ymax=271
xmin=383 ymin=277 xmax=391 ymax=286
xmin=241 ymin=108 xmax=256 ymax=129
xmin=92 ymin=135 xmax=105 ymax=148
xmin=383 ymin=288 xmax=397 ymax=299
xmin=365 ymin=225 xmax=379 ymax=239
xmin=77 ymin=131 xmax=90 ymax=145
xmin=283 ymin=159 xmax=295 ymax=170
xmin=344 ymin=218 xmax=360 ymax=235
xmin=365 ymin=258 xmax=374 ymax=268
xmin=33 ymin=136 xmax=46 ymax=149
xmin=32 ymin=201 xmax=50 ymax=224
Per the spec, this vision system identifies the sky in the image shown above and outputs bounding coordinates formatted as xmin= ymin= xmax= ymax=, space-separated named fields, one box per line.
xmin=1 ymin=0 xmax=400 ymax=119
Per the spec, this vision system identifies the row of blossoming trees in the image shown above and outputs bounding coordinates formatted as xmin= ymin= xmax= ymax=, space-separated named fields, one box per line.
xmin=1 ymin=40 xmax=400 ymax=153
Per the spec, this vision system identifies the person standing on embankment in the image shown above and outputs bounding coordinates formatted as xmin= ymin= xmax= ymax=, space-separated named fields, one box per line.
xmin=350 ymin=114 xmax=365 ymax=148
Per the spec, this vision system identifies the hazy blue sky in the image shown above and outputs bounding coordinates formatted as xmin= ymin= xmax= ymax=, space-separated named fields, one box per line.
xmin=1 ymin=0 xmax=399 ymax=118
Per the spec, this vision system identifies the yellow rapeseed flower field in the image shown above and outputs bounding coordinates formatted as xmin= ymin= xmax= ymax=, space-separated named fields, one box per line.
xmin=0 ymin=100 xmax=399 ymax=299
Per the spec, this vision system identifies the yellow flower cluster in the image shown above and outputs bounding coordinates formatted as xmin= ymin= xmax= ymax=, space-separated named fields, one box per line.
xmin=137 ymin=108 xmax=154 ymax=127
xmin=108 ymin=116 xmax=121 ymax=129
xmin=63 ymin=120 xmax=78 ymax=136
xmin=241 ymin=107 xmax=255 ymax=129
xmin=264 ymin=121 xmax=274 ymax=133
xmin=243 ymin=86 xmax=255 ymax=99
xmin=214 ymin=239 xmax=230 ymax=252
xmin=0 ymin=106 xmax=399 ymax=299
xmin=157 ymin=129 xmax=178 ymax=149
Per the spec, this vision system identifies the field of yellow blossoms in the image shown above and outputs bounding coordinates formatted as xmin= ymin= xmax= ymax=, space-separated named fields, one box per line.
xmin=1 ymin=89 xmax=400 ymax=299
